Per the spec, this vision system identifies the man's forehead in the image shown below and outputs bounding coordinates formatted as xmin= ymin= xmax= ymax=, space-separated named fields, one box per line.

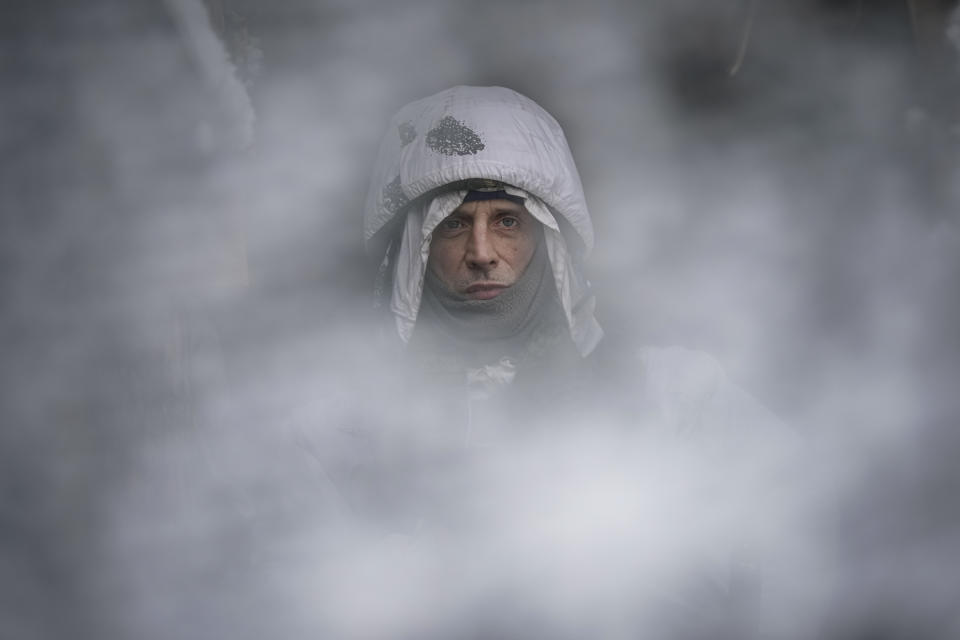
xmin=451 ymin=198 xmax=529 ymax=216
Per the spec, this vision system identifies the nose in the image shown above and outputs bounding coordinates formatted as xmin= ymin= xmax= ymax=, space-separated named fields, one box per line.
xmin=465 ymin=224 xmax=497 ymax=270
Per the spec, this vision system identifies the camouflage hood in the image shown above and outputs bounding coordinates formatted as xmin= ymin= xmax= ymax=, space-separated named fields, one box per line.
xmin=364 ymin=86 xmax=602 ymax=356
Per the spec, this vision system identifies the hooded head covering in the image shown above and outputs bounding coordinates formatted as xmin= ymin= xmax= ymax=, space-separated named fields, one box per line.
xmin=364 ymin=86 xmax=603 ymax=357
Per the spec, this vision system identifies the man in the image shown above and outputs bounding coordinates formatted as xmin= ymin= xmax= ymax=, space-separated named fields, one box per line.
xmin=351 ymin=87 xmax=795 ymax=638
xmin=364 ymin=86 xmax=604 ymax=424
xmin=363 ymin=86 xmax=782 ymax=436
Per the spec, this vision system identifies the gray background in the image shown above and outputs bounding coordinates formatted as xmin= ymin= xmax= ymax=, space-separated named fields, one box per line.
xmin=2 ymin=1 xmax=959 ymax=638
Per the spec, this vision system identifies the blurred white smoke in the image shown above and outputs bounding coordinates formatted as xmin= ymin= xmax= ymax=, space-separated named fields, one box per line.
xmin=2 ymin=1 xmax=959 ymax=639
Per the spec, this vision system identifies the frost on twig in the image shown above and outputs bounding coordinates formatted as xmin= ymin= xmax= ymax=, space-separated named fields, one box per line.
xmin=728 ymin=0 xmax=757 ymax=76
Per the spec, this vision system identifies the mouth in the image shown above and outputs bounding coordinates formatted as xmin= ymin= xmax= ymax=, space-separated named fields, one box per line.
xmin=463 ymin=283 xmax=507 ymax=300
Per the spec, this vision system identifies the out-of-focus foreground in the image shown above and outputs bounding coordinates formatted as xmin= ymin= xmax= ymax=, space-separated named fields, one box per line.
xmin=2 ymin=1 xmax=959 ymax=638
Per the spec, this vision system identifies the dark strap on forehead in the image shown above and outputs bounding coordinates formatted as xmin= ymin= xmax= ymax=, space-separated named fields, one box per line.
xmin=440 ymin=178 xmax=526 ymax=205
xmin=462 ymin=189 xmax=525 ymax=205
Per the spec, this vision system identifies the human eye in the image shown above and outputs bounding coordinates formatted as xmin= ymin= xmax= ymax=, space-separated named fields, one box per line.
xmin=439 ymin=217 xmax=465 ymax=232
xmin=498 ymin=216 xmax=519 ymax=229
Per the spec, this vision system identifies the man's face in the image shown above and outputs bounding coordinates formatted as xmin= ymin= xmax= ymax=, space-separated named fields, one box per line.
xmin=428 ymin=198 xmax=540 ymax=300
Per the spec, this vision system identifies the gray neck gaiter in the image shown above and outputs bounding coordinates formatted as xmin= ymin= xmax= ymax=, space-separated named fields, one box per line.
xmin=411 ymin=238 xmax=558 ymax=367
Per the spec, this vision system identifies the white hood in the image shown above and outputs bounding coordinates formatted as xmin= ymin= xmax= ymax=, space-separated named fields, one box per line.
xmin=364 ymin=86 xmax=602 ymax=356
